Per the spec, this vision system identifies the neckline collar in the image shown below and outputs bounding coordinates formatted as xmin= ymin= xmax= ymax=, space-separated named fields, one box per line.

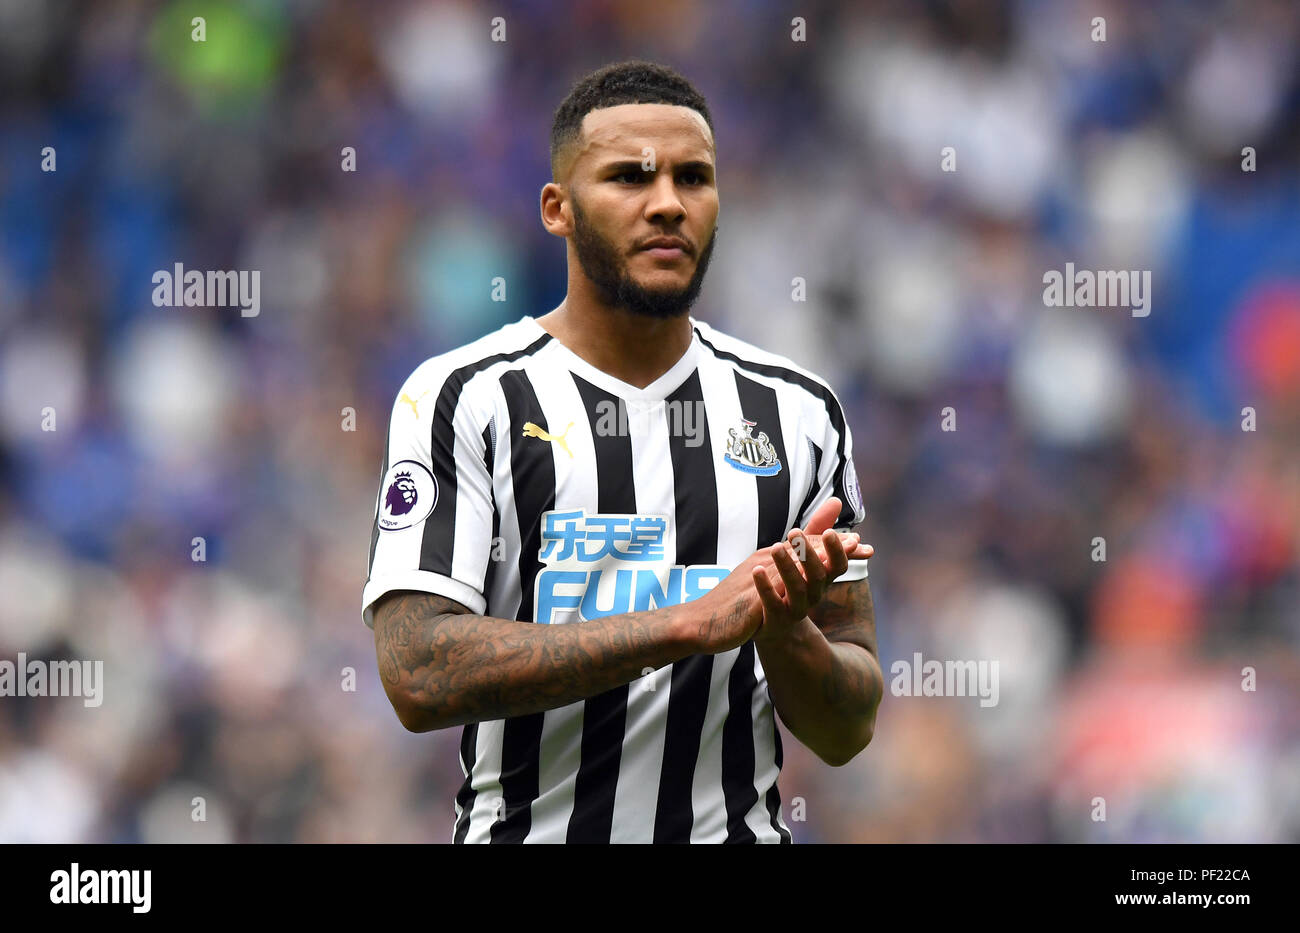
xmin=521 ymin=314 xmax=702 ymax=400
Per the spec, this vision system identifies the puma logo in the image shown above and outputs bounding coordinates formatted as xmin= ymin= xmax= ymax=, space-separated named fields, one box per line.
xmin=399 ymin=389 xmax=429 ymax=418
xmin=522 ymin=421 xmax=574 ymax=459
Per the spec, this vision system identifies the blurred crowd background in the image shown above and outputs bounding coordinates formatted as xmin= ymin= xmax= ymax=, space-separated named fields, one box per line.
xmin=1 ymin=0 xmax=1298 ymax=843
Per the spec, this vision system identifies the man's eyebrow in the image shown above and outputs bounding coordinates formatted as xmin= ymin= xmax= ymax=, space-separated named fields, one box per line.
xmin=599 ymin=158 xmax=715 ymax=174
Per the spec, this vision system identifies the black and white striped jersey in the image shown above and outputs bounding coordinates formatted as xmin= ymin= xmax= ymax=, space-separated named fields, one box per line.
xmin=362 ymin=314 xmax=868 ymax=843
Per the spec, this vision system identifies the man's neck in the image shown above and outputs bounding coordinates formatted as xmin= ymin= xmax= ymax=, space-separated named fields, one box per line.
xmin=534 ymin=299 xmax=695 ymax=390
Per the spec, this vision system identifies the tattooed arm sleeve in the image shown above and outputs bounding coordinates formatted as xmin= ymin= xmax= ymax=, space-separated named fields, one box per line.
xmin=371 ymin=589 xmax=726 ymax=731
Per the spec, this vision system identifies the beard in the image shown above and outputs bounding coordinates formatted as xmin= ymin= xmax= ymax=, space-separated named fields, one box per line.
xmin=570 ymin=195 xmax=717 ymax=320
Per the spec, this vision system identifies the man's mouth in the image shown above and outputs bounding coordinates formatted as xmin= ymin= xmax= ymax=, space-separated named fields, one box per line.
xmin=639 ymin=237 xmax=690 ymax=260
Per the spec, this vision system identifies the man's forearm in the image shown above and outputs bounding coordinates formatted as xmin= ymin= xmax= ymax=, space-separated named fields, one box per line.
xmin=373 ymin=591 xmax=744 ymax=731
xmin=755 ymin=618 xmax=882 ymax=766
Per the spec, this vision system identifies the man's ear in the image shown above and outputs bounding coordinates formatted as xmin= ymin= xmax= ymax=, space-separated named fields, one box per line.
xmin=540 ymin=182 xmax=571 ymax=238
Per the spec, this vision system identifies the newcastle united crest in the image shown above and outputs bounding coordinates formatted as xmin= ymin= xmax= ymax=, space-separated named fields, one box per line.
xmin=723 ymin=417 xmax=782 ymax=476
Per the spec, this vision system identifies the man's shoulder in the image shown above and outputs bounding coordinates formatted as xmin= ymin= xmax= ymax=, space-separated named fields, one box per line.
xmin=691 ymin=317 xmax=841 ymax=406
xmin=396 ymin=316 xmax=549 ymax=402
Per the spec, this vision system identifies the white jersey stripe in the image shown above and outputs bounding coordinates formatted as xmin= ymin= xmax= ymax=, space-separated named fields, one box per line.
xmin=608 ymin=393 xmax=676 ymax=842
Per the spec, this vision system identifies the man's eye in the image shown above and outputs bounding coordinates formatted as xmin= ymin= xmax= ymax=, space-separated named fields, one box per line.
xmin=615 ymin=171 xmax=642 ymax=183
xmin=681 ymin=172 xmax=703 ymax=185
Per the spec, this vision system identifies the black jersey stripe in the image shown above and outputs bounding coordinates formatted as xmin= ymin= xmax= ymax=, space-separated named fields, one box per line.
xmin=796 ymin=437 xmax=823 ymax=527
xmin=452 ymin=722 xmax=478 ymax=843
xmin=722 ymin=640 xmax=759 ymax=843
xmin=480 ymin=418 xmax=502 ymax=601
xmin=566 ymin=374 xmax=636 ymax=843
xmin=489 ymin=367 xmax=555 ymax=843
xmin=765 ymin=712 xmax=792 ymax=842
xmin=733 ymin=372 xmax=792 ymax=555
xmin=721 ymin=372 xmax=791 ymax=842
xmin=694 ymin=327 xmax=858 ymax=529
xmin=419 ymin=333 xmax=552 ymax=577
xmin=653 ymin=370 xmax=717 ymax=843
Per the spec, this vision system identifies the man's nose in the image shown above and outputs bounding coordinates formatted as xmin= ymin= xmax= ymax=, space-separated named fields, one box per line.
xmin=644 ymin=172 xmax=686 ymax=225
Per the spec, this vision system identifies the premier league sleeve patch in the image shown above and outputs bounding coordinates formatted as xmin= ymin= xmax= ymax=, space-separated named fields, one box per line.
xmin=378 ymin=460 xmax=438 ymax=531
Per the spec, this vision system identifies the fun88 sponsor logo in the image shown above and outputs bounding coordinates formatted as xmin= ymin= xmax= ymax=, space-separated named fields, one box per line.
xmin=534 ymin=509 xmax=728 ymax=624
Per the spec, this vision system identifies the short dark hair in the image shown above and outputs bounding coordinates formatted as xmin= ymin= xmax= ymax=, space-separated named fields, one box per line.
xmin=550 ymin=60 xmax=714 ymax=181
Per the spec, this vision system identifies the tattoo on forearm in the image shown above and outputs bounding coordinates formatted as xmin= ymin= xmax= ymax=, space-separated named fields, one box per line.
xmin=696 ymin=594 xmax=749 ymax=647
xmin=813 ymin=578 xmax=876 ymax=655
xmin=820 ymin=642 xmax=880 ymax=713
xmin=372 ymin=590 xmax=683 ymax=727
xmin=812 ymin=579 xmax=881 ymax=713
